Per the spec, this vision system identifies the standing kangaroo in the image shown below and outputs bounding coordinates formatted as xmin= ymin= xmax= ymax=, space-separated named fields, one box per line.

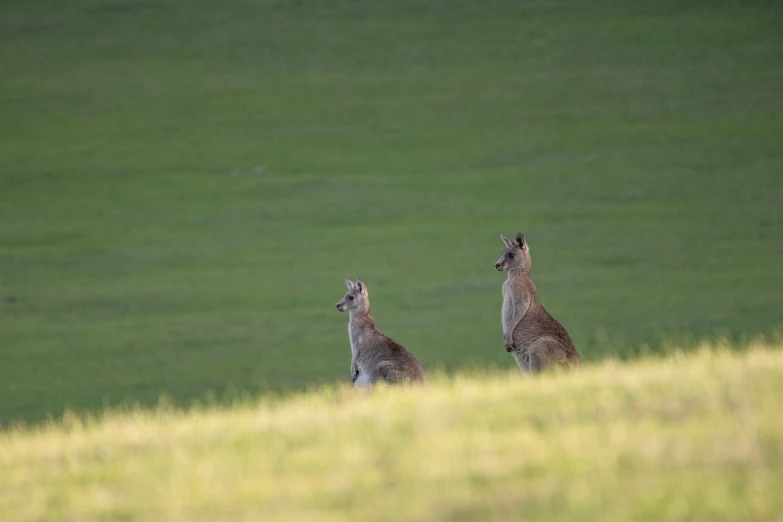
xmin=495 ymin=233 xmax=580 ymax=374
xmin=335 ymin=278 xmax=426 ymax=387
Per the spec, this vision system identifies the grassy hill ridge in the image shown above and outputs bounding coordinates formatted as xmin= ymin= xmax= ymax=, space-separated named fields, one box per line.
xmin=2 ymin=341 xmax=782 ymax=521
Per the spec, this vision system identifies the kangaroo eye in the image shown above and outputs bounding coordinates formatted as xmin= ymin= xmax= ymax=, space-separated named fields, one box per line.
xmin=508 ymin=253 xmax=515 ymax=259
xmin=348 ymin=296 xmax=354 ymax=301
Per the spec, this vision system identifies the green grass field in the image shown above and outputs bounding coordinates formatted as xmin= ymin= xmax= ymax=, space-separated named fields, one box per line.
xmin=1 ymin=0 xmax=783 ymax=425
xmin=2 ymin=343 xmax=782 ymax=521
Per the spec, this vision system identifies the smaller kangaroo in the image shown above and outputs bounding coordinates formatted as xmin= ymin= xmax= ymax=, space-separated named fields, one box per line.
xmin=335 ymin=278 xmax=426 ymax=387
xmin=495 ymin=233 xmax=580 ymax=374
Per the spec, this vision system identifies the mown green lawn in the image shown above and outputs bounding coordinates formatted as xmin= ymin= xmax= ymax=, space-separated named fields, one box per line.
xmin=1 ymin=0 xmax=782 ymax=424
xmin=1 ymin=343 xmax=781 ymax=521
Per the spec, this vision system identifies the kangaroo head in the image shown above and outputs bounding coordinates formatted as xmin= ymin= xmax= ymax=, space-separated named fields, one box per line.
xmin=495 ymin=232 xmax=532 ymax=273
xmin=336 ymin=278 xmax=369 ymax=313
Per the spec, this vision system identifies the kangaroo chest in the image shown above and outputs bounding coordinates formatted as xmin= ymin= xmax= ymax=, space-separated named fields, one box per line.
xmin=348 ymin=325 xmax=360 ymax=357
xmin=502 ymin=280 xmax=537 ymax=341
xmin=502 ymin=286 xmax=514 ymax=325
xmin=348 ymin=324 xmax=368 ymax=364
xmin=502 ymin=282 xmax=524 ymax=328
xmin=349 ymin=327 xmax=373 ymax=377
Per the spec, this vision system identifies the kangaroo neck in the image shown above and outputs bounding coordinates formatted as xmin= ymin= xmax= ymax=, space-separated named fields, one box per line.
xmin=508 ymin=268 xmax=532 ymax=282
xmin=349 ymin=309 xmax=375 ymax=330
xmin=507 ymin=270 xmax=538 ymax=296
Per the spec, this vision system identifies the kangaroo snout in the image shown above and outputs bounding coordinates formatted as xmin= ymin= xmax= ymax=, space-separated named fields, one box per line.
xmin=336 ymin=303 xmax=344 ymax=312
xmin=495 ymin=262 xmax=503 ymax=271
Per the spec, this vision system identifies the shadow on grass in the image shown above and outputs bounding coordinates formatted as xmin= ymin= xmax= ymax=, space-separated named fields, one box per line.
xmin=5 ymin=330 xmax=781 ymax=431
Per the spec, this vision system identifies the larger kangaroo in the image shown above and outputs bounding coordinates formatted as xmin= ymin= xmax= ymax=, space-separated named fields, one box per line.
xmin=335 ymin=278 xmax=426 ymax=387
xmin=495 ymin=233 xmax=580 ymax=374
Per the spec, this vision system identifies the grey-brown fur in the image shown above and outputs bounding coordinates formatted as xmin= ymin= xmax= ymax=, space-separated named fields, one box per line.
xmin=495 ymin=232 xmax=580 ymax=374
xmin=335 ymin=278 xmax=426 ymax=387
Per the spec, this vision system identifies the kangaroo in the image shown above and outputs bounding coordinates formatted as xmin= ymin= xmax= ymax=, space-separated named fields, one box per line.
xmin=335 ymin=278 xmax=426 ymax=387
xmin=495 ymin=233 xmax=580 ymax=374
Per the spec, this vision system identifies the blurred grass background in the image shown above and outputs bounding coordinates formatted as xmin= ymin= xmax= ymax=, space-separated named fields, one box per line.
xmin=1 ymin=0 xmax=782 ymax=425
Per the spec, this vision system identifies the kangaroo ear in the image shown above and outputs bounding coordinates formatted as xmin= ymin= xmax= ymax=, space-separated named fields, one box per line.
xmin=356 ymin=278 xmax=367 ymax=295
xmin=516 ymin=232 xmax=526 ymax=249
xmin=345 ymin=279 xmax=355 ymax=290
xmin=501 ymin=235 xmax=514 ymax=248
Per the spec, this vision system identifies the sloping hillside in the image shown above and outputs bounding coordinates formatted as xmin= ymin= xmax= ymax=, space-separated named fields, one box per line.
xmin=2 ymin=342 xmax=782 ymax=521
